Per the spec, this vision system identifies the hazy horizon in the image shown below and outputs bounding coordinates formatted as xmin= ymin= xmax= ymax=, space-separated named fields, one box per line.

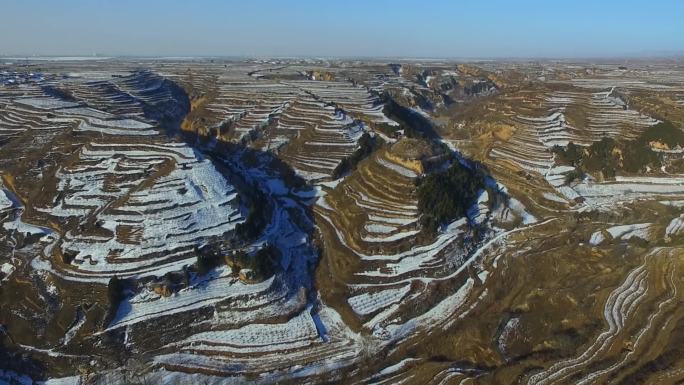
xmin=2 ymin=0 xmax=683 ymax=59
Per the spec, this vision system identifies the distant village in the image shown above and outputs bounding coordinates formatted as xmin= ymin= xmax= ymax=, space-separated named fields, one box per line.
xmin=0 ymin=69 xmax=45 ymax=86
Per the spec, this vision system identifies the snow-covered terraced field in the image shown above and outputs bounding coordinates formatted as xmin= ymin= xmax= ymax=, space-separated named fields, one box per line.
xmin=526 ymin=247 xmax=684 ymax=385
xmin=314 ymin=143 xmax=478 ymax=333
xmin=153 ymin=304 xmax=362 ymax=381
xmin=38 ymin=140 xmax=243 ymax=281
xmin=207 ymin=81 xmax=297 ymax=141
xmin=0 ymin=64 xmax=370 ymax=383
xmin=542 ymin=88 xmax=659 ymax=145
xmin=316 ymin=147 xmax=424 ymax=255
xmin=666 ymin=214 xmax=684 ymax=237
xmin=277 ymin=99 xmax=366 ymax=182
xmin=198 ymin=69 xmax=395 ymax=183
xmin=0 ymin=94 xmax=74 ymax=139
xmin=491 ymin=88 xmax=658 ymax=170
xmin=489 ymin=121 xmax=555 ymax=175
xmin=5 ymin=59 xmax=684 ymax=385
xmin=486 ymin=83 xmax=674 ymax=210
xmin=57 ymin=70 xmax=188 ymax=123
xmin=282 ymin=79 xmax=398 ymax=128
xmin=570 ymin=176 xmax=684 ymax=208
xmin=0 ymin=69 xmax=238 ymax=285
xmin=348 ymin=284 xmax=411 ymax=316
xmin=569 ymin=78 xmax=684 ymax=92
xmin=528 ymin=261 xmax=650 ymax=385
xmin=109 ymin=267 xmax=276 ymax=329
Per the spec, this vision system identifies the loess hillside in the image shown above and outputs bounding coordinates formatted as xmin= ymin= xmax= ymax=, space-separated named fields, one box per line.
xmin=1 ymin=58 xmax=684 ymax=385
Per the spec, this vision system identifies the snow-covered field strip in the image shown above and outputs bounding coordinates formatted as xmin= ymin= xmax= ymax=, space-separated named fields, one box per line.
xmin=153 ymin=302 xmax=363 ymax=380
xmin=572 ymin=178 xmax=684 ymax=207
xmin=72 ymin=115 xmax=157 ymax=136
xmin=348 ymin=284 xmax=411 ymax=316
xmin=376 ymin=157 xmax=418 ymax=178
xmin=666 ymin=215 xmax=684 ymax=237
xmin=606 ymin=223 xmax=653 ymax=241
xmin=15 ymin=97 xmax=80 ymax=110
xmin=567 ymin=78 xmax=683 ymax=91
xmin=108 ymin=268 xmax=276 ymax=329
xmin=177 ymin=307 xmax=319 ymax=351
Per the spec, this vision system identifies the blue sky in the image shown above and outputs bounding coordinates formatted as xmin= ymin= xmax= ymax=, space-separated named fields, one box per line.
xmin=1 ymin=0 xmax=683 ymax=58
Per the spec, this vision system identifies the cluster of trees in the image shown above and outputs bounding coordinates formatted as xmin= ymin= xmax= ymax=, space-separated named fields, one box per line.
xmin=270 ymin=156 xmax=307 ymax=189
xmin=195 ymin=242 xmax=279 ymax=282
xmin=41 ymin=85 xmax=77 ymax=102
xmin=332 ymin=133 xmax=378 ymax=179
xmin=553 ymin=121 xmax=684 ymax=179
xmin=382 ymin=99 xmax=438 ymax=139
xmin=0 ymin=344 xmax=46 ymax=382
xmin=226 ymin=245 xmax=279 ymax=281
xmin=107 ymin=276 xmax=125 ymax=306
xmin=235 ymin=182 xmax=270 ymax=240
xmin=554 ymin=137 xmax=632 ymax=180
xmin=417 ymin=162 xmax=486 ymax=234
xmin=195 ymin=246 xmax=224 ymax=276
xmin=553 ymin=141 xmax=584 ymax=168
xmin=104 ymin=275 xmax=127 ymax=327
xmin=638 ymin=121 xmax=684 ymax=148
